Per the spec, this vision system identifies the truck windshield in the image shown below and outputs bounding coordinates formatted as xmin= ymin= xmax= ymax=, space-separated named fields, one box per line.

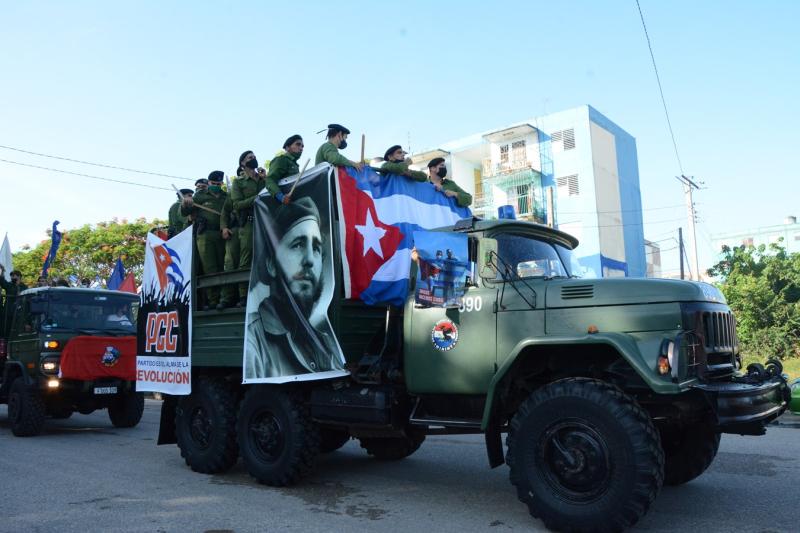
xmin=37 ymin=292 xmax=139 ymax=334
xmin=493 ymin=234 xmax=570 ymax=280
xmin=554 ymin=243 xmax=586 ymax=279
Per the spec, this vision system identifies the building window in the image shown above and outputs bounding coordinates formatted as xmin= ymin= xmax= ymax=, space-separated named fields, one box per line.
xmin=742 ymin=237 xmax=754 ymax=246
xmin=551 ymin=128 xmax=575 ymax=152
xmin=794 ymin=234 xmax=800 ymax=241
xmin=556 ymin=174 xmax=579 ymax=197
xmin=511 ymin=140 xmax=526 ymax=165
xmin=499 ymin=144 xmax=509 ymax=165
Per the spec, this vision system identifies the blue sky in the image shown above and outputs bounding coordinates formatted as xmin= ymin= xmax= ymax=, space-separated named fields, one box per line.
xmin=1 ymin=1 xmax=797 ymax=277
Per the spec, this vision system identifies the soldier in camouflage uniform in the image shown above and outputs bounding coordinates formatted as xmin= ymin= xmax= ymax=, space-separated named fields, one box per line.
xmin=265 ymin=134 xmax=304 ymax=204
xmin=167 ymin=188 xmax=193 ymax=238
xmin=220 ymin=176 xmax=241 ymax=307
xmin=181 ymin=171 xmax=231 ymax=310
xmin=230 ymin=151 xmax=267 ymax=305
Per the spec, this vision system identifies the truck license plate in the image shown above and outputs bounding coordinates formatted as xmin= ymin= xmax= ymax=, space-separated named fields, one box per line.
xmin=94 ymin=386 xmax=117 ymax=395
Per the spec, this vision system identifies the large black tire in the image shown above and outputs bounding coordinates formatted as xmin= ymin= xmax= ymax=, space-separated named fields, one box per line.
xmin=660 ymin=422 xmax=721 ymax=486
xmin=359 ymin=431 xmax=425 ymax=460
xmin=108 ymin=392 xmax=145 ymax=428
xmin=506 ymin=378 xmax=664 ymax=533
xmin=175 ymin=377 xmax=239 ymax=474
xmin=237 ymin=386 xmax=319 ymax=486
xmin=319 ymin=427 xmax=351 ymax=453
xmin=8 ymin=377 xmax=46 ymax=437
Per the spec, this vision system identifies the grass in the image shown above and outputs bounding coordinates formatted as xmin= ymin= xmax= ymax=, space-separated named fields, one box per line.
xmin=741 ymin=354 xmax=800 ymax=382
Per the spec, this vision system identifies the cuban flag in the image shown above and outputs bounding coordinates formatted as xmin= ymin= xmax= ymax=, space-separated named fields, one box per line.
xmin=336 ymin=166 xmax=472 ymax=307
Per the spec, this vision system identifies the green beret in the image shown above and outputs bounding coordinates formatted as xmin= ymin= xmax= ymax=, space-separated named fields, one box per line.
xmin=208 ymin=170 xmax=225 ymax=182
xmin=384 ymin=145 xmax=402 ymax=161
xmin=272 ymin=197 xmax=321 ymax=239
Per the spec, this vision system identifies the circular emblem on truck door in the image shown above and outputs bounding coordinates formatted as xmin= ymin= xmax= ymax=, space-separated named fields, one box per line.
xmin=431 ymin=319 xmax=459 ymax=351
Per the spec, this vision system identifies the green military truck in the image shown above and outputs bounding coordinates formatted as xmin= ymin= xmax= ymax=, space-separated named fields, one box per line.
xmin=155 ymin=173 xmax=789 ymax=532
xmin=0 ymin=287 xmax=145 ymax=436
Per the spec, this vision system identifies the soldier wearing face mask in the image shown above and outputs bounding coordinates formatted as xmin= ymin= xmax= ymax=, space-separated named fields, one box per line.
xmin=427 ymin=157 xmax=472 ymax=207
xmin=314 ymin=123 xmax=364 ymax=170
xmin=182 ymin=170 xmax=232 ymax=310
xmin=229 ymin=151 xmax=267 ymax=306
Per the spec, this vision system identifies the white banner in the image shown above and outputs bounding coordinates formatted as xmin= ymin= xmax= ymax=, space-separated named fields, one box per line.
xmin=136 ymin=227 xmax=192 ymax=394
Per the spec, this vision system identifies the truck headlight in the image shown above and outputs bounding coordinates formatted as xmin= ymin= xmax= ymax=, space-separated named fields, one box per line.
xmin=40 ymin=357 xmax=60 ymax=376
xmin=659 ymin=340 xmax=675 ymax=377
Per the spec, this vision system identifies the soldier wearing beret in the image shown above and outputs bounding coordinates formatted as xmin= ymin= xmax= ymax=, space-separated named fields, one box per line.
xmin=182 ymin=171 xmax=233 ymax=310
xmin=194 ymin=178 xmax=208 ymax=193
xmin=378 ymin=145 xmax=428 ymax=182
xmin=167 ymin=188 xmax=193 ymax=238
xmin=427 ymin=157 xmax=472 ymax=207
xmin=314 ymin=123 xmax=364 ymax=170
xmin=265 ymin=134 xmax=304 ymax=204
xmin=230 ymin=150 xmax=267 ymax=305
xmin=245 ymin=196 xmax=343 ymax=379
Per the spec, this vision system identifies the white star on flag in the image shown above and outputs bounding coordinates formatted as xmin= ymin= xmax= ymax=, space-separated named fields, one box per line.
xmin=355 ymin=210 xmax=387 ymax=258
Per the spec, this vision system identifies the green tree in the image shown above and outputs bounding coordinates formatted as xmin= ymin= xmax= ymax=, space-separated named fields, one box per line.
xmin=708 ymin=241 xmax=800 ymax=360
xmin=11 ymin=218 xmax=165 ymax=287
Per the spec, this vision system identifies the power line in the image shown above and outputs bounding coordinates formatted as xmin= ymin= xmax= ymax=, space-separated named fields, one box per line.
xmin=0 ymin=158 xmax=172 ymax=191
xmin=0 ymin=144 xmax=194 ymax=181
xmin=635 ymin=0 xmax=684 ymax=175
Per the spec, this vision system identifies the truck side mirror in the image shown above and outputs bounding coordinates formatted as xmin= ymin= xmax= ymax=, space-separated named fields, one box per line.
xmin=478 ymin=238 xmax=498 ymax=279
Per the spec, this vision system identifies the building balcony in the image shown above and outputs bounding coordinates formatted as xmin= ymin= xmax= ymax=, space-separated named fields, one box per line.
xmin=482 ymin=157 xmax=538 ymax=177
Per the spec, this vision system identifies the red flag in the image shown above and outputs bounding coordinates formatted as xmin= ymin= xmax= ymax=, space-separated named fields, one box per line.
xmin=118 ymin=272 xmax=137 ymax=293
xmin=59 ymin=336 xmax=136 ymax=381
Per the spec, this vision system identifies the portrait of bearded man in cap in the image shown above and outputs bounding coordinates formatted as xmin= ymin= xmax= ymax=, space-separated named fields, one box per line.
xmin=243 ymin=170 xmax=346 ymax=382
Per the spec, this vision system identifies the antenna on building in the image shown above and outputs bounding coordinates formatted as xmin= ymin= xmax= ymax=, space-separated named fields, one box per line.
xmin=676 ymin=175 xmax=700 ymax=280
xmin=407 ymin=131 xmax=411 ymax=155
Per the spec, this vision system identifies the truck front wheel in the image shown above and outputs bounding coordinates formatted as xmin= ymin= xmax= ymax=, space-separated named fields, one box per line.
xmin=108 ymin=392 xmax=145 ymax=428
xmin=8 ymin=377 xmax=46 ymax=437
xmin=506 ymin=378 xmax=664 ymax=533
xmin=237 ymin=387 xmax=319 ymax=486
xmin=175 ymin=377 xmax=239 ymax=473
xmin=659 ymin=422 xmax=721 ymax=485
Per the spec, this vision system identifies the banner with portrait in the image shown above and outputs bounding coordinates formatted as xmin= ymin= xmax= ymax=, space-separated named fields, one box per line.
xmin=412 ymin=230 xmax=469 ymax=307
xmin=136 ymin=228 xmax=192 ymax=394
xmin=242 ymin=164 xmax=347 ymax=384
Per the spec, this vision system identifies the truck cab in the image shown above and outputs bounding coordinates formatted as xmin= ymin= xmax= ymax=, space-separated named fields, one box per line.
xmin=0 ymin=287 xmax=145 ymax=436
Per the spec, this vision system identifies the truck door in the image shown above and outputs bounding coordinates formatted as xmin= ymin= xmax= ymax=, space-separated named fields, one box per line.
xmin=490 ymin=233 xmax=562 ymax=371
xmin=404 ymin=276 xmax=497 ymax=395
xmin=7 ymin=296 xmax=39 ymax=369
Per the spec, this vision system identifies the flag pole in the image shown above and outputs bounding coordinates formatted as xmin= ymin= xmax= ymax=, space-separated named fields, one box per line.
xmin=171 ymin=183 xmax=221 ymax=216
xmin=287 ymin=158 xmax=310 ymax=197
xmin=360 ymin=134 xmax=365 ymax=163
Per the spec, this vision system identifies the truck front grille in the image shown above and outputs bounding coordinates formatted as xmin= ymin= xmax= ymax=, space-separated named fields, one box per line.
xmin=680 ymin=304 xmax=738 ymax=380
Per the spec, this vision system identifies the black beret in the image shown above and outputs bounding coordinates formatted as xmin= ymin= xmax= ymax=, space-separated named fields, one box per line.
xmin=208 ymin=170 xmax=225 ymax=182
xmin=179 ymin=188 xmax=193 ymax=195
xmin=384 ymin=145 xmax=403 ymax=161
xmin=283 ymin=134 xmax=303 ymax=149
xmin=195 ymin=178 xmax=208 ymax=186
xmin=327 ymin=123 xmax=350 ymax=136
xmin=428 ymin=157 xmax=445 ymax=169
xmin=239 ymin=150 xmax=254 ymax=165
xmin=272 ymin=197 xmax=321 ymax=240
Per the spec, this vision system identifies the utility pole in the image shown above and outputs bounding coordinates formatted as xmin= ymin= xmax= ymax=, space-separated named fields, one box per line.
xmin=676 ymin=175 xmax=700 ymax=280
xmin=678 ymin=227 xmax=684 ymax=280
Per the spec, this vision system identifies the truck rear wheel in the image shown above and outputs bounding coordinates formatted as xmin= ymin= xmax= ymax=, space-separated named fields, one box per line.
xmin=237 ymin=386 xmax=319 ymax=486
xmin=506 ymin=378 xmax=664 ymax=533
xmin=176 ymin=377 xmax=239 ymax=474
xmin=359 ymin=431 xmax=425 ymax=460
xmin=319 ymin=427 xmax=351 ymax=453
xmin=108 ymin=392 xmax=145 ymax=428
xmin=8 ymin=377 xmax=46 ymax=437
xmin=660 ymin=422 xmax=721 ymax=486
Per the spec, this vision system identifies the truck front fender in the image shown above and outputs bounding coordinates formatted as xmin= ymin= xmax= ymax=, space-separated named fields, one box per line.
xmin=480 ymin=332 xmax=678 ymax=431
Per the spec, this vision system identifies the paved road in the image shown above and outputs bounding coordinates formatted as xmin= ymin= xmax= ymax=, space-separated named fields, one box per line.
xmin=1 ymin=401 xmax=798 ymax=533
